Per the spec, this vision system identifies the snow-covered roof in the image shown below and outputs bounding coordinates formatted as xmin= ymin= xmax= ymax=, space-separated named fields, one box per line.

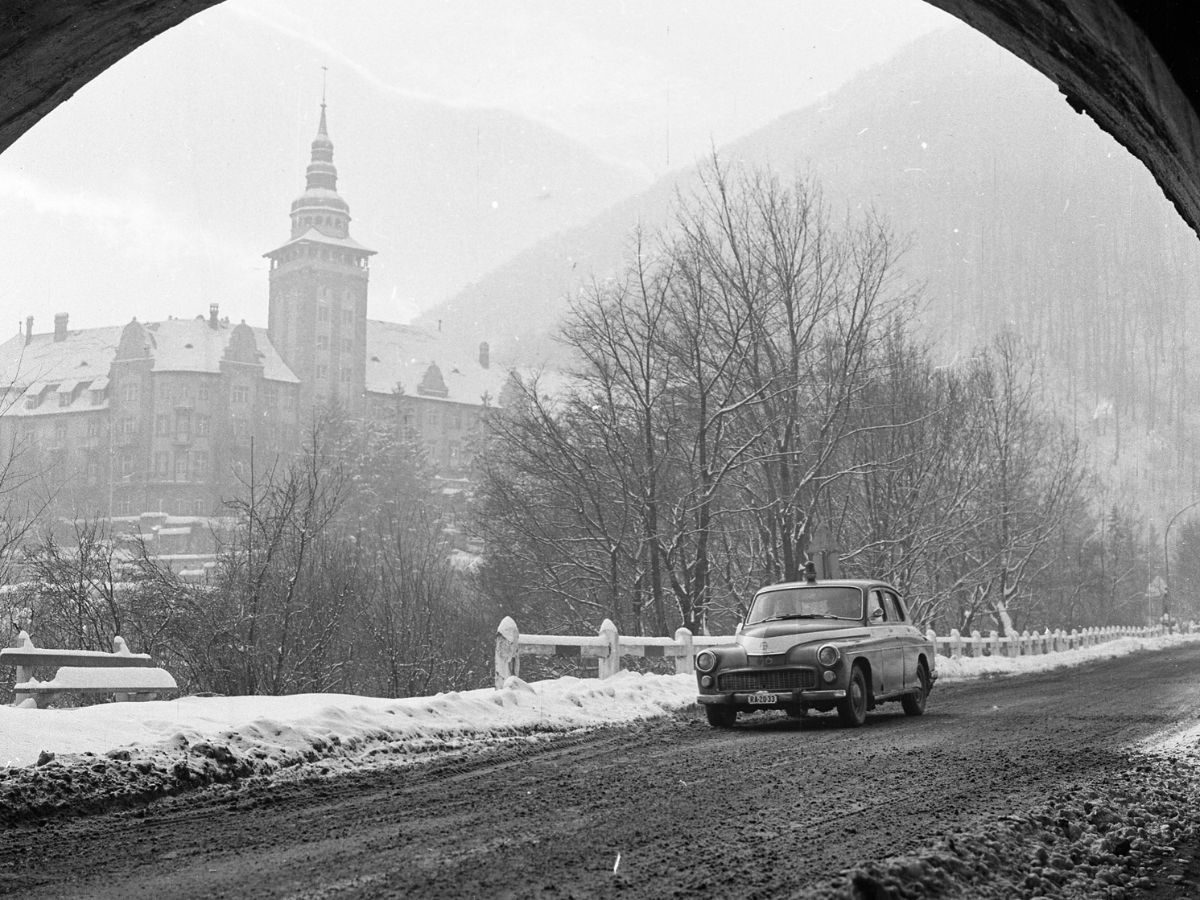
xmin=141 ymin=318 xmax=298 ymax=383
xmin=365 ymin=320 xmax=510 ymax=407
xmin=0 ymin=319 xmax=299 ymax=417
xmin=264 ymin=227 xmax=375 ymax=257
xmin=0 ymin=325 xmax=122 ymax=398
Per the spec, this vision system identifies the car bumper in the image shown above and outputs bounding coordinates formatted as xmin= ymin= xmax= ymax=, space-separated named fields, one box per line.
xmin=697 ymin=689 xmax=847 ymax=706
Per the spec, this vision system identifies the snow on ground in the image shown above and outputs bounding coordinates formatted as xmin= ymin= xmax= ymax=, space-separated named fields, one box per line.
xmin=3 ymin=631 xmax=1199 ymax=772
xmin=5 ymin=630 xmax=1200 ymax=896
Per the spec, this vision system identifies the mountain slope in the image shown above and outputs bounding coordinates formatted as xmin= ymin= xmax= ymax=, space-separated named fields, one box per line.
xmin=421 ymin=24 xmax=1199 ymax=378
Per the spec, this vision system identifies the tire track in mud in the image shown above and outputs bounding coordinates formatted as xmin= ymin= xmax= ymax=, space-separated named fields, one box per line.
xmin=4 ymin=644 xmax=1200 ymax=899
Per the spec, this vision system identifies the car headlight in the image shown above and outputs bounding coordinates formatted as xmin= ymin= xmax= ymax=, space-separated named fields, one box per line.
xmin=817 ymin=644 xmax=841 ymax=667
xmin=695 ymin=650 xmax=718 ymax=673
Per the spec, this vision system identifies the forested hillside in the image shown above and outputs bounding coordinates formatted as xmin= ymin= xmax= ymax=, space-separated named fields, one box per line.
xmin=423 ymin=26 xmax=1200 ymax=524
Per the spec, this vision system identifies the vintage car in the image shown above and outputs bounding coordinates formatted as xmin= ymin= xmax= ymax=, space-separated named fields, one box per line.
xmin=695 ymin=572 xmax=936 ymax=727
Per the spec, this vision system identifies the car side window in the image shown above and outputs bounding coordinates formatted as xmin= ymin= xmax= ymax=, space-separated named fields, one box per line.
xmin=868 ymin=589 xmax=887 ymax=622
xmin=884 ymin=592 xmax=905 ymax=622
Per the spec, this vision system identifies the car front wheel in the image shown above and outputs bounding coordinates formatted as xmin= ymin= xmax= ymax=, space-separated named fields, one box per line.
xmin=704 ymin=704 xmax=737 ymax=728
xmin=836 ymin=665 xmax=868 ymax=727
xmin=902 ymin=662 xmax=930 ymax=716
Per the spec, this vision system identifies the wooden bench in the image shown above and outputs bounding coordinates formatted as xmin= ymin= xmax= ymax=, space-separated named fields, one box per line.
xmin=1 ymin=631 xmax=177 ymax=708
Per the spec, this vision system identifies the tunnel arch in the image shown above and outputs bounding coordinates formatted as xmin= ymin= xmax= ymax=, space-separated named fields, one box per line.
xmin=3 ymin=1 xmax=1200 ymax=234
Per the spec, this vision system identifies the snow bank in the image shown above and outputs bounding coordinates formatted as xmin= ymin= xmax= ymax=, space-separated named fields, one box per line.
xmin=0 ymin=671 xmax=693 ymax=770
xmin=934 ymin=630 xmax=1200 ymax=680
xmin=2 ymin=630 xmax=1197 ymax=771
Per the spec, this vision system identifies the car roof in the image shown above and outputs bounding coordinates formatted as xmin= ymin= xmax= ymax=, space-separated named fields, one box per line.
xmin=754 ymin=579 xmax=895 ymax=593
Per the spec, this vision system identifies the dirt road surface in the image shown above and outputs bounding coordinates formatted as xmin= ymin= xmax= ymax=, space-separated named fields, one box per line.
xmin=4 ymin=644 xmax=1200 ymax=899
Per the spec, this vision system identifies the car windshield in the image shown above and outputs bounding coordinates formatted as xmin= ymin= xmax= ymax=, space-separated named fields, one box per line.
xmin=745 ymin=586 xmax=864 ymax=625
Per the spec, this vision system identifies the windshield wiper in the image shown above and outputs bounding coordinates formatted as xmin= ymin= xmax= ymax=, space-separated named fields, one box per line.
xmin=759 ymin=613 xmax=840 ymax=622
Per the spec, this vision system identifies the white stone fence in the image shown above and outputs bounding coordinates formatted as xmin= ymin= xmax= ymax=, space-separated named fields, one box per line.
xmin=494 ymin=617 xmax=1193 ymax=686
xmin=927 ymin=624 xmax=1190 ymax=660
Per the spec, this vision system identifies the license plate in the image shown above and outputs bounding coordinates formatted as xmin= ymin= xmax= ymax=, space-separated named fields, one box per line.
xmin=748 ymin=691 xmax=778 ymax=704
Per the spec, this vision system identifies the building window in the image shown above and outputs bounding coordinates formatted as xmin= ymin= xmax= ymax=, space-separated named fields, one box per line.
xmin=155 ymin=414 xmax=169 ymax=436
xmin=115 ymin=498 xmax=132 ymax=516
xmin=53 ymin=422 xmax=67 ymax=446
xmin=121 ymin=417 xmax=136 ymax=436
xmin=87 ymin=459 xmax=100 ymax=482
xmin=155 ymin=452 xmax=169 ymax=477
xmin=120 ymin=453 xmax=134 ymax=477
xmin=175 ymin=410 xmax=191 ymax=442
xmin=317 ymin=334 xmax=329 ymax=350
xmin=316 ymin=364 xmax=328 ymax=379
xmin=318 ymin=304 xmax=330 ymax=323
xmin=174 ymin=453 xmax=189 ymax=481
xmin=58 ymin=391 xmax=71 ymax=407
xmin=199 ymin=385 xmax=210 ymax=402
xmin=232 ymin=385 xmax=248 ymax=404
xmin=197 ymin=415 xmax=210 ymax=436
xmin=121 ymin=383 xmax=138 ymax=403
xmin=87 ymin=418 xmax=100 ymax=438
xmin=193 ymin=451 xmax=208 ymax=478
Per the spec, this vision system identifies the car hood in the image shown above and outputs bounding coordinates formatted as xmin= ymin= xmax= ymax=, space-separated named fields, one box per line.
xmin=737 ymin=620 xmax=866 ymax=654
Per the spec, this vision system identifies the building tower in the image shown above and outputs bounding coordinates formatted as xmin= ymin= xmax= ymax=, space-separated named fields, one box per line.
xmin=265 ymin=101 xmax=374 ymax=416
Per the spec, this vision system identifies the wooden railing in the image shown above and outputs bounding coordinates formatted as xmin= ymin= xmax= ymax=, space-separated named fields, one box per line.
xmin=494 ymin=617 xmax=1193 ymax=687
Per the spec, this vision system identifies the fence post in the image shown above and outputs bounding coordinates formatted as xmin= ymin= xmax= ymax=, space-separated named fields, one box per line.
xmin=675 ymin=627 xmax=694 ymax=675
xmin=11 ymin=630 xmax=34 ymax=706
xmin=948 ymin=628 xmax=962 ymax=660
xmin=598 ymin=619 xmax=621 ymax=679
xmin=988 ymin=630 xmax=999 ymax=657
xmin=495 ymin=616 xmax=520 ymax=689
xmin=925 ymin=628 xmax=939 ymax=658
xmin=970 ymin=630 xmax=982 ymax=657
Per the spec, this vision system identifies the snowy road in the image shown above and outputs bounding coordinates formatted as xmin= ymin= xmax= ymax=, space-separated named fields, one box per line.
xmin=5 ymin=643 xmax=1200 ymax=898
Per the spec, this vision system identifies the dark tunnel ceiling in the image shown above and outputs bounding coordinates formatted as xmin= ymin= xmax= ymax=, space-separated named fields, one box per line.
xmin=3 ymin=0 xmax=1200 ymax=235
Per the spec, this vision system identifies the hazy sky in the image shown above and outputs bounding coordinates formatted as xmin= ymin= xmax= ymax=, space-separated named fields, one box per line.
xmin=0 ymin=0 xmax=958 ymax=335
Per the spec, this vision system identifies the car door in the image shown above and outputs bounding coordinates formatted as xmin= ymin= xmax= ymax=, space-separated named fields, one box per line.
xmin=868 ymin=588 xmax=905 ymax=694
xmin=884 ymin=590 xmax=919 ymax=690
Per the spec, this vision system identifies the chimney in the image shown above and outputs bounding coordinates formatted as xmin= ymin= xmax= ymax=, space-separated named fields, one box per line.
xmin=24 ymin=316 xmax=32 ymax=346
xmin=479 ymin=341 xmax=490 ymax=370
xmin=54 ymin=313 xmax=68 ymax=342
xmin=209 ymin=303 xmax=219 ymax=329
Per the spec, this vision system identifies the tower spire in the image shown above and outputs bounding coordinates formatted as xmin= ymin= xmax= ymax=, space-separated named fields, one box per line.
xmin=319 ymin=65 xmax=328 ymax=134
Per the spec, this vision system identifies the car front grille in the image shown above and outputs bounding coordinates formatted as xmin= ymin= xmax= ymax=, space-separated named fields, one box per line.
xmin=718 ymin=668 xmax=816 ymax=692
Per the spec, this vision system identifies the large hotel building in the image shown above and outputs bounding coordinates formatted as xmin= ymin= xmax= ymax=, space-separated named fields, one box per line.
xmin=0 ymin=104 xmax=506 ymax=531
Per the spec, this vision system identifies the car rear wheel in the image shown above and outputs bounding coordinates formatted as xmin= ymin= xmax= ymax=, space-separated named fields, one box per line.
xmin=901 ymin=661 xmax=930 ymax=716
xmin=836 ymin=665 xmax=868 ymax=727
xmin=704 ymin=704 xmax=737 ymax=728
